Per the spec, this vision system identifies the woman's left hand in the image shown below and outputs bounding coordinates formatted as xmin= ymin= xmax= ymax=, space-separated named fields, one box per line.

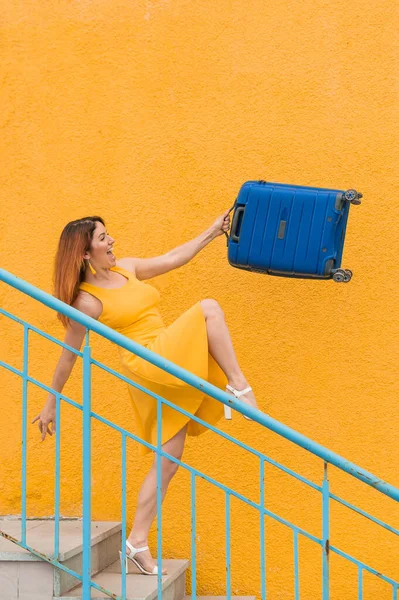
xmin=210 ymin=208 xmax=233 ymax=238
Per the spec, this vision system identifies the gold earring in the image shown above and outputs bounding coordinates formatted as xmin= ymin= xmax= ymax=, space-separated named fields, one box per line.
xmin=88 ymin=260 xmax=96 ymax=275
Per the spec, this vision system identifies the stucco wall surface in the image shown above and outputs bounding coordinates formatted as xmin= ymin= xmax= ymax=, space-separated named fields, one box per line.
xmin=1 ymin=1 xmax=399 ymax=598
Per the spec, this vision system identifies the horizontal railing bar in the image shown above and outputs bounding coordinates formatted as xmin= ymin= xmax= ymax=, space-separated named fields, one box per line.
xmin=6 ymin=368 xmax=153 ymax=452
xmin=259 ymin=458 xmax=320 ymax=492
xmin=330 ymin=544 xmax=399 ymax=586
xmin=90 ymin=409 xmax=156 ymax=451
xmin=13 ymin=372 xmax=188 ymax=458
xmin=25 ymin=375 xmax=83 ymax=411
xmin=0 ymin=360 xmax=22 ymax=377
xmin=3 ymin=354 xmax=397 ymax=538
xmin=20 ymin=368 xmax=399 ymax=552
xmin=3 ymin=526 xmax=395 ymax=592
xmin=3 ymin=530 xmax=393 ymax=598
xmin=0 ymin=365 xmax=85 ymax=415
xmin=93 ymin=357 xmax=262 ymax=449
xmin=153 ymin=447 xmax=323 ymax=546
xmin=330 ymin=493 xmax=399 ymax=537
xmin=12 ymin=378 xmax=154 ymax=454
xmin=0 ymin=532 xmax=82 ymax=581
xmin=0 ymin=308 xmax=83 ymax=357
xmin=83 ymin=410 xmax=320 ymax=540
xmin=4 ymin=344 xmax=397 ymax=531
xmin=88 ymin=411 xmax=318 ymax=541
xmin=0 ymin=532 xmax=120 ymax=599
xmin=25 ymin=384 xmax=320 ymax=547
xmin=0 ymin=361 xmax=155 ymax=450
xmin=92 ymin=358 xmax=322 ymax=493
xmin=159 ymin=396 xmax=322 ymax=492
xmin=87 ymin=410 xmax=322 ymax=557
xmin=0 ymin=352 xmax=331 ymax=500
xmin=2 ymin=268 xmax=399 ymax=501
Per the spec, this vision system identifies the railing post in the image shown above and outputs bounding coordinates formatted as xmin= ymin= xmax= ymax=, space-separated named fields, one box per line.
xmin=82 ymin=331 xmax=92 ymax=599
xmin=121 ymin=432 xmax=127 ymax=600
xmin=191 ymin=472 xmax=197 ymax=600
xmin=54 ymin=392 xmax=61 ymax=560
xmin=322 ymin=462 xmax=330 ymax=600
xmin=225 ymin=492 xmax=231 ymax=600
xmin=156 ymin=396 xmax=162 ymax=600
xmin=21 ymin=324 xmax=29 ymax=547
xmin=293 ymin=530 xmax=300 ymax=600
xmin=260 ymin=458 xmax=266 ymax=600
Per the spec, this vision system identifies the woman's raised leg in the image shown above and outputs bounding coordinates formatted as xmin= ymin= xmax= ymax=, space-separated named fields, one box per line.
xmin=125 ymin=424 xmax=188 ymax=574
xmin=200 ymin=298 xmax=258 ymax=410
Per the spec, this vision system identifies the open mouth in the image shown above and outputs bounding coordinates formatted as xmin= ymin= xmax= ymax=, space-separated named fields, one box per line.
xmin=107 ymin=246 xmax=115 ymax=256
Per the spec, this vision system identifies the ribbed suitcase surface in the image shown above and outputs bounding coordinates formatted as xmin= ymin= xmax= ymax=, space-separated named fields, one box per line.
xmin=227 ymin=181 xmax=361 ymax=281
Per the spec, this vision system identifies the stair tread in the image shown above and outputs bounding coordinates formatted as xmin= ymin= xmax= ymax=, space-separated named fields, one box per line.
xmin=55 ymin=558 xmax=189 ymax=599
xmin=0 ymin=518 xmax=121 ymax=562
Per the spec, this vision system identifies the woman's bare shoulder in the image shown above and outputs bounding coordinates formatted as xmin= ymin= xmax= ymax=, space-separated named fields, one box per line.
xmin=116 ymin=258 xmax=136 ymax=275
xmin=73 ymin=290 xmax=102 ymax=320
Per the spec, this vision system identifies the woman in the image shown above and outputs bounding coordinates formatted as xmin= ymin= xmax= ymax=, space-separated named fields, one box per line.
xmin=32 ymin=211 xmax=259 ymax=577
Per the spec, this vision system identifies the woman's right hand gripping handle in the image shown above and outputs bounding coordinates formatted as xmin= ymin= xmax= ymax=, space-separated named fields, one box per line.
xmin=32 ymin=318 xmax=87 ymax=441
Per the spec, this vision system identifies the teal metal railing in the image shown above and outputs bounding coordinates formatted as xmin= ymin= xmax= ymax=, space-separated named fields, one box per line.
xmin=0 ymin=267 xmax=398 ymax=600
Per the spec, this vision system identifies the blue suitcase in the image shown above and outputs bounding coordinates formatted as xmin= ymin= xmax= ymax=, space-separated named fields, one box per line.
xmin=227 ymin=180 xmax=362 ymax=282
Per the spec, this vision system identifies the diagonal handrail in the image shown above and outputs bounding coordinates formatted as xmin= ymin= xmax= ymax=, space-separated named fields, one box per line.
xmin=1 ymin=267 xmax=398 ymax=501
xmin=1 ymin=266 xmax=399 ymax=600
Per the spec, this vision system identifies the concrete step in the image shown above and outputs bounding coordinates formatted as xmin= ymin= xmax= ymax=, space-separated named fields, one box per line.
xmin=0 ymin=518 xmax=121 ymax=599
xmin=56 ymin=558 xmax=189 ymax=600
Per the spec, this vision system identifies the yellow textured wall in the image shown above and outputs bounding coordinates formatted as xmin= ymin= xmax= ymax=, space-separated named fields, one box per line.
xmin=1 ymin=1 xmax=399 ymax=598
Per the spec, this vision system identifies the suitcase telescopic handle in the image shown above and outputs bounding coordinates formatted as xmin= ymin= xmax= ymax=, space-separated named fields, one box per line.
xmin=230 ymin=206 xmax=246 ymax=242
xmin=224 ymin=203 xmax=238 ymax=244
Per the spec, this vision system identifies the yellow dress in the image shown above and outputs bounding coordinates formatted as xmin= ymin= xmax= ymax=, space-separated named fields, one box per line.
xmin=79 ymin=265 xmax=227 ymax=455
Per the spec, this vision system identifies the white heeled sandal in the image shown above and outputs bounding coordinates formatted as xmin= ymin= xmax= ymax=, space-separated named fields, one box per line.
xmin=224 ymin=384 xmax=254 ymax=421
xmin=119 ymin=540 xmax=162 ymax=576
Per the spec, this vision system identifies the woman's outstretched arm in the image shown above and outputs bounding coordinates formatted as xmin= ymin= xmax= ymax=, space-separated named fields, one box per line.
xmin=119 ymin=208 xmax=232 ymax=281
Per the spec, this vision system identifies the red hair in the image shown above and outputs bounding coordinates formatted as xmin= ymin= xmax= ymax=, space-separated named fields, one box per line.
xmin=53 ymin=216 xmax=105 ymax=328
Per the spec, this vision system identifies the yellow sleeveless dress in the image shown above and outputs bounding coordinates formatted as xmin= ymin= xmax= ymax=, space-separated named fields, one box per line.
xmin=79 ymin=265 xmax=226 ymax=455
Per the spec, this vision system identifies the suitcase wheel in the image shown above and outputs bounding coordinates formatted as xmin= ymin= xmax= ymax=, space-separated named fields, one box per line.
xmin=332 ymin=268 xmax=353 ymax=283
xmin=344 ymin=189 xmax=362 ymax=205
xmin=343 ymin=269 xmax=353 ymax=282
xmin=332 ymin=269 xmax=346 ymax=283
